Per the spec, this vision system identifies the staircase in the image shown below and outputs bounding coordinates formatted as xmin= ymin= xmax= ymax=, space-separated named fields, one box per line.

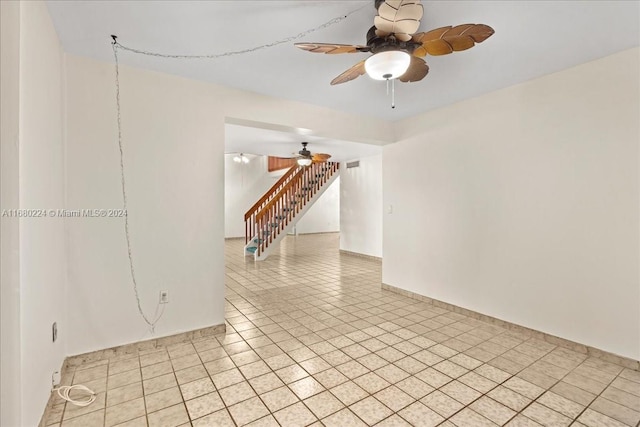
xmin=244 ymin=162 xmax=340 ymax=260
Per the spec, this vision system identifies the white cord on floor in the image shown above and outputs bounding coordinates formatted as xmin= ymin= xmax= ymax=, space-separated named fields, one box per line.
xmin=53 ymin=385 xmax=96 ymax=407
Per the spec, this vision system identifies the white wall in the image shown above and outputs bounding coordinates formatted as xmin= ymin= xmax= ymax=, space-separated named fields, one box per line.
xmin=1 ymin=2 xmax=23 ymax=426
xmin=20 ymin=2 xmax=68 ymax=424
xmin=384 ymin=48 xmax=640 ymax=360
xmin=0 ymin=2 xmax=67 ymax=426
xmin=296 ymin=176 xmax=340 ymax=234
xmin=225 ymin=154 xmax=278 ymax=238
xmin=64 ymin=53 xmax=391 ymax=355
xmin=340 ymin=155 xmax=383 ymax=257
xmin=65 ymin=56 xmax=226 ymax=354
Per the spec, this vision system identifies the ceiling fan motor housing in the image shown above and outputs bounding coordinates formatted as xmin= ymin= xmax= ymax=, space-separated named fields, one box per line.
xmin=366 ymin=26 xmax=421 ymax=55
xmin=299 ymin=142 xmax=311 ymax=157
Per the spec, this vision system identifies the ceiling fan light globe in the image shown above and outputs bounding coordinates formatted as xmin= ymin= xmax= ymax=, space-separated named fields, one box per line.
xmin=233 ymin=155 xmax=241 ymax=163
xmin=242 ymin=156 xmax=250 ymax=164
xmin=365 ymin=51 xmax=411 ymax=81
xmin=297 ymin=157 xmax=312 ymax=167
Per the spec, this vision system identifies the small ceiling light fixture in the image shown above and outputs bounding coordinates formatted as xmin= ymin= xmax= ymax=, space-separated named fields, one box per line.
xmin=233 ymin=153 xmax=250 ymax=164
xmin=364 ymin=50 xmax=411 ymax=81
xmin=297 ymin=157 xmax=312 ymax=167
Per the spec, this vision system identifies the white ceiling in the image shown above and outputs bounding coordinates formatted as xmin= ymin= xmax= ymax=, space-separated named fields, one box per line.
xmin=47 ymin=1 xmax=639 ymax=121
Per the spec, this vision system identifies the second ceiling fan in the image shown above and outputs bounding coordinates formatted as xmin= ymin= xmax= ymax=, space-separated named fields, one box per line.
xmin=294 ymin=142 xmax=331 ymax=166
xmin=295 ymin=0 xmax=495 ymax=86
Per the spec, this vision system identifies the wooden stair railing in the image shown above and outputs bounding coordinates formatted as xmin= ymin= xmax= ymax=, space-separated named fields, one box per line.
xmin=244 ymin=161 xmax=340 ymax=257
xmin=244 ymin=164 xmax=301 ymax=244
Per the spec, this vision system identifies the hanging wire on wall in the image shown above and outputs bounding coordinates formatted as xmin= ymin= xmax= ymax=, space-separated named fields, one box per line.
xmin=110 ymin=4 xmax=367 ymax=331
xmin=112 ymin=42 xmax=165 ymax=333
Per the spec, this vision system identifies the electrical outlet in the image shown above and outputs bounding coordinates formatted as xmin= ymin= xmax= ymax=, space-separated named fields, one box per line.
xmin=52 ymin=322 xmax=57 ymax=342
xmin=159 ymin=290 xmax=169 ymax=304
xmin=52 ymin=370 xmax=61 ymax=388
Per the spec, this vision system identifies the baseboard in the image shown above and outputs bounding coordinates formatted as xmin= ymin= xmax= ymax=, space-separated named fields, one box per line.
xmin=339 ymin=249 xmax=382 ymax=262
xmin=225 ymin=237 xmax=245 ymax=241
xmin=63 ymin=323 xmax=226 ymax=370
xmin=381 ymin=283 xmax=639 ymax=371
xmin=296 ymin=231 xmax=340 ymax=235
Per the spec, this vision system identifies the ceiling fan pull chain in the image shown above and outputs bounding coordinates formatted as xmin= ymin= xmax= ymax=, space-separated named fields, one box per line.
xmin=386 ymin=78 xmax=389 ymax=95
xmin=391 ymin=78 xmax=396 ymax=109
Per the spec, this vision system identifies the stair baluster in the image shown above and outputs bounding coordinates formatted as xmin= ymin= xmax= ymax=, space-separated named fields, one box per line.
xmin=244 ymin=162 xmax=340 ymax=259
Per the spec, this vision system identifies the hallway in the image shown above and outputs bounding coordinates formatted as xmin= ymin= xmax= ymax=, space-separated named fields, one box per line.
xmin=46 ymin=234 xmax=638 ymax=426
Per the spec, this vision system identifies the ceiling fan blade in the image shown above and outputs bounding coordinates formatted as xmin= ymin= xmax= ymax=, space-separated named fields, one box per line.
xmin=374 ymin=0 xmax=423 ymax=42
xmin=399 ymin=56 xmax=429 ymax=82
xmin=295 ymin=43 xmax=370 ymax=54
xmin=412 ymin=26 xmax=451 ymax=43
xmin=423 ymin=39 xmax=454 ymax=56
xmin=312 ymin=153 xmax=332 ymax=162
xmin=330 ymin=60 xmax=366 ymax=85
xmin=412 ymin=24 xmax=495 ymax=56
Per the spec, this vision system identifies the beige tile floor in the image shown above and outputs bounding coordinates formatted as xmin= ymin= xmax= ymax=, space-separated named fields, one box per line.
xmin=45 ymin=233 xmax=639 ymax=427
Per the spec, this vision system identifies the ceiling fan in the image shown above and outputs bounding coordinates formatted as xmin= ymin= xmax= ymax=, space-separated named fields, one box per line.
xmin=294 ymin=142 xmax=331 ymax=166
xmin=295 ymin=0 xmax=494 ymax=88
